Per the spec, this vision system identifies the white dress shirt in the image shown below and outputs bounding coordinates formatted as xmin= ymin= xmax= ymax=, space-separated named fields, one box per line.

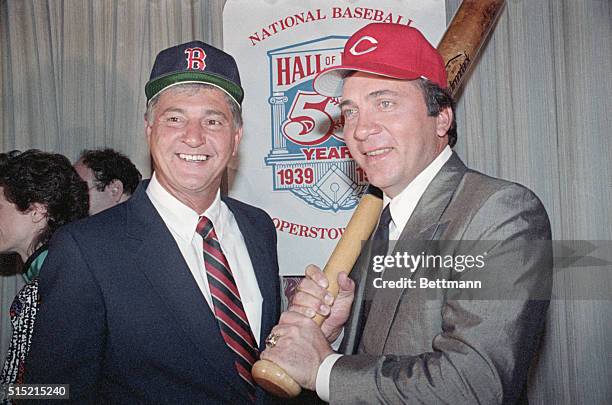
xmin=315 ymin=146 xmax=452 ymax=401
xmin=146 ymin=173 xmax=263 ymax=345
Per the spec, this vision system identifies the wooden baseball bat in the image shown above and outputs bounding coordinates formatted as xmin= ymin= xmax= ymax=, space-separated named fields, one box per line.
xmin=252 ymin=0 xmax=507 ymax=398
xmin=252 ymin=186 xmax=383 ymax=398
xmin=439 ymin=0 xmax=507 ymax=96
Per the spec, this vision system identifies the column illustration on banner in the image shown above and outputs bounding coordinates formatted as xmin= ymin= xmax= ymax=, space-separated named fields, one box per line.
xmin=265 ymin=37 xmax=368 ymax=212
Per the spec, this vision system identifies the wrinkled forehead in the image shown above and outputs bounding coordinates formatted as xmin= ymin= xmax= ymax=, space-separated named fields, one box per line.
xmin=340 ymin=72 xmax=420 ymax=99
xmin=150 ymin=83 xmax=233 ymax=108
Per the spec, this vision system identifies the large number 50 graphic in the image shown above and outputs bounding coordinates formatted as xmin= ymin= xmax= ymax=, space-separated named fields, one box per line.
xmin=282 ymin=91 xmax=343 ymax=146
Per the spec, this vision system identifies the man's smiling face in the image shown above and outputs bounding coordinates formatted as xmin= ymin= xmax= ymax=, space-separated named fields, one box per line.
xmin=340 ymin=72 xmax=450 ymax=197
xmin=145 ymin=85 xmax=242 ymax=211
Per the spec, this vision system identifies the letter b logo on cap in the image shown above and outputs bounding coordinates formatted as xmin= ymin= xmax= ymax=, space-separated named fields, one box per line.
xmin=185 ymin=47 xmax=207 ymax=71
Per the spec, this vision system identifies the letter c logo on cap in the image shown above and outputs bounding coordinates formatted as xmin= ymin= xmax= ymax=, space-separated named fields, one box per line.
xmin=349 ymin=36 xmax=378 ymax=56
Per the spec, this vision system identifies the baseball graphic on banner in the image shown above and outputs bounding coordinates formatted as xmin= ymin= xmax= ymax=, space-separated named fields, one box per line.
xmin=224 ymin=0 xmax=446 ymax=275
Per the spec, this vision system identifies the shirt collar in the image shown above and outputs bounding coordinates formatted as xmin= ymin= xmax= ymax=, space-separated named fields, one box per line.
xmin=202 ymin=190 xmax=225 ymax=240
xmin=23 ymin=245 xmax=48 ymax=282
xmin=146 ymin=173 xmax=222 ymax=242
xmin=383 ymin=145 xmax=452 ymax=231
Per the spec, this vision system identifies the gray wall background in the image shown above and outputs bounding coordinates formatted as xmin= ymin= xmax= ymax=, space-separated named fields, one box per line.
xmin=1 ymin=0 xmax=610 ymax=403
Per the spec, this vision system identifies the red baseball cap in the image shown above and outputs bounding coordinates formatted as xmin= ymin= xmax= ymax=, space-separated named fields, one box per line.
xmin=313 ymin=23 xmax=447 ymax=97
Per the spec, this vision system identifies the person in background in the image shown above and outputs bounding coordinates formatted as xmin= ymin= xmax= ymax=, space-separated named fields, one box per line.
xmin=73 ymin=148 xmax=141 ymax=215
xmin=0 ymin=150 xmax=88 ymax=387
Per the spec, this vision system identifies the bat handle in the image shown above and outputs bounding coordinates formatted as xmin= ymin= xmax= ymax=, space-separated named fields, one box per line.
xmin=252 ymin=191 xmax=383 ymax=397
xmin=252 ymin=359 xmax=302 ymax=398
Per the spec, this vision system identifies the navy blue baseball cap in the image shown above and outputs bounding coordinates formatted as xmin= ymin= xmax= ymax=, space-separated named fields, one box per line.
xmin=145 ymin=40 xmax=244 ymax=106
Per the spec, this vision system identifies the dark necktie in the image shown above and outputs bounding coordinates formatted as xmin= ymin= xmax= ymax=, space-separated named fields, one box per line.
xmin=197 ymin=216 xmax=258 ymax=401
xmin=353 ymin=204 xmax=393 ymax=351
xmin=371 ymin=204 xmax=393 ymax=262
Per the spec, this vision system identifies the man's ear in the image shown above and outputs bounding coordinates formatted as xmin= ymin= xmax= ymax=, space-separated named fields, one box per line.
xmin=232 ymin=127 xmax=244 ymax=157
xmin=108 ymin=179 xmax=125 ymax=202
xmin=29 ymin=203 xmax=48 ymax=223
xmin=144 ymin=113 xmax=153 ymax=145
xmin=145 ymin=115 xmax=153 ymax=146
xmin=435 ymin=106 xmax=453 ymax=138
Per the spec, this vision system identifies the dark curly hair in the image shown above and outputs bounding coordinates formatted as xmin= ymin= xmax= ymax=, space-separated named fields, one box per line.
xmin=79 ymin=148 xmax=142 ymax=195
xmin=417 ymin=78 xmax=458 ymax=148
xmin=0 ymin=149 xmax=89 ymax=250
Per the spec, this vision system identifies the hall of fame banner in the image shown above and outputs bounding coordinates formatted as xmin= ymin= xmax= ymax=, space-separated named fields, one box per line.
xmin=223 ymin=0 xmax=446 ymax=275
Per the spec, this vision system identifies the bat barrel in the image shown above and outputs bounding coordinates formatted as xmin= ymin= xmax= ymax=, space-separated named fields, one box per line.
xmin=438 ymin=0 xmax=507 ymax=96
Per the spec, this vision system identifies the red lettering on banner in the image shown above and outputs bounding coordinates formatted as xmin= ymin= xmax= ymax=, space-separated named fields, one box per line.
xmin=302 ymin=146 xmax=352 ymax=161
xmin=292 ymin=57 xmax=305 ymax=83
xmin=277 ymin=57 xmax=290 ymax=86
xmin=299 ymin=225 xmax=309 ymax=237
xmin=329 ymin=7 xmax=412 ymax=26
xmin=303 ymin=149 xmax=315 ymax=160
xmin=247 ymin=8 xmax=412 ymax=46
xmin=184 ymin=48 xmax=207 ymax=70
xmin=276 ymin=54 xmax=323 ymax=86
xmin=273 ymin=217 xmax=346 ymax=240
xmin=261 ymin=28 xmax=272 ymax=40
xmin=305 ymin=54 xmax=321 ymax=77
xmin=249 ymin=9 xmax=327 ymax=46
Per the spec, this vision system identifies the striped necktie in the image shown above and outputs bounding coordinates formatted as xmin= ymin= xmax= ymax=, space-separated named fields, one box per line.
xmin=197 ymin=216 xmax=258 ymax=401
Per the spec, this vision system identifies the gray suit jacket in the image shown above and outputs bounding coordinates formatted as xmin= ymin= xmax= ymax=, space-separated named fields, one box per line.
xmin=330 ymin=153 xmax=552 ymax=405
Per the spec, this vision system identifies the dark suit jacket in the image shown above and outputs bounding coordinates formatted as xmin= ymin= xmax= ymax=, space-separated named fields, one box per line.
xmin=331 ymin=153 xmax=552 ymax=404
xmin=25 ymin=182 xmax=281 ymax=404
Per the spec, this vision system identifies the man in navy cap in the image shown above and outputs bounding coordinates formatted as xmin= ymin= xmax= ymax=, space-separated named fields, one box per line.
xmin=261 ymin=23 xmax=552 ymax=404
xmin=25 ymin=41 xmax=280 ymax=404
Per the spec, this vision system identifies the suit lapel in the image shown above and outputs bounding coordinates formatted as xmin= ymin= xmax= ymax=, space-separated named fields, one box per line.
xmin=223 ymin=197 xmax=279 ymax=352
xmin=361 ymin=153 xmax=467 ymax=354
xmin=125 ymin=185 xmax=247 ymax=400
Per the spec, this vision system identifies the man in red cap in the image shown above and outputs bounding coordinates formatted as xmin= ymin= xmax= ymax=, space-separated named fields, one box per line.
xmin=261 ymin=23 xmax=552 ymax=404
